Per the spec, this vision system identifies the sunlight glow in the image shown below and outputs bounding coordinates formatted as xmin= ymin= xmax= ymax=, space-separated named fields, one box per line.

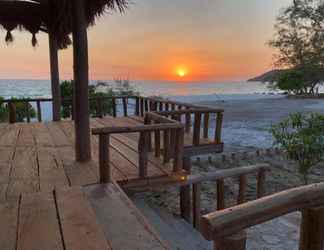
xmin=176 ymin=67 xmax=188 ymax=78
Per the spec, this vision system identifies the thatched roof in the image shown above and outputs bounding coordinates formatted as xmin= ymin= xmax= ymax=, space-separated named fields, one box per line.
xmin=0 ymin=0 xmax=127 ymax=49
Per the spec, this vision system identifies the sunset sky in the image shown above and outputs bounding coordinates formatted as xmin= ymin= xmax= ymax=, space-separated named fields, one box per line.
xmin=0 ymin=0 xmax=291 ymax=81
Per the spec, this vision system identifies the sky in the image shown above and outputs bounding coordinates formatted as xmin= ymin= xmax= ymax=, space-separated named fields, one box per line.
xmin=0 ymin=0 xmax=292 ymax=82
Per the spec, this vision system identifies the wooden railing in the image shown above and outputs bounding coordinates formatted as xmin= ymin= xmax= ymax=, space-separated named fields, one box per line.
xmin=200 ymin=181 xmax=324 ymax=250
xmin=92 ymin=112 xmax=185 ymax=183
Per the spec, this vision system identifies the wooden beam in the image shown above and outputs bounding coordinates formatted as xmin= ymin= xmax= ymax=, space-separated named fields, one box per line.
xmin=48 ymin=32 xmax=61 ymax=121
xmin=72 ymin=0 xmax=91 ymax=162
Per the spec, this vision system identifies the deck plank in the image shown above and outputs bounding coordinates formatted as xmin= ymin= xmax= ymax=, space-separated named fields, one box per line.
xmin=0 ymin=123 xmax=20 ymax=146
xmin=16 ymin=123 xmax=35 ymax=147
xmin=84 ymin=183 xmax=168 ymax=250
xmin=0 ymin=199 xmax=19 ymax=250
xmin=17 ymin=192 xmax=64 ymax=250
xmin=46 ymin=122 xmax=71 ymax=147
xmin=56 ymin=187 xmax=112 ymax=250
xmin=32 ymin=123 xmax=55 ymax=147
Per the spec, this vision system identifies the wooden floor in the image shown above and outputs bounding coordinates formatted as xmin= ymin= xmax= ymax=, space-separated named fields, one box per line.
xmin=0 ymin=182 xmax=168 ymax=250
xmin=0 ymin=116 xmax=181 ymax=202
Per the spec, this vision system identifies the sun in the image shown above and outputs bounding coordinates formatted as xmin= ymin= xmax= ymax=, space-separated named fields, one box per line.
xmin=176 ymin=67 xmax=188 ymax=78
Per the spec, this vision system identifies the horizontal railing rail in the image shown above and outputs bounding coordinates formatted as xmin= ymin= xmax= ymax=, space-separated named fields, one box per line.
xmin=200 ymin=181 xmax=324 ymax=250
xmin=92 ymin=112 xmax=185 ymax=183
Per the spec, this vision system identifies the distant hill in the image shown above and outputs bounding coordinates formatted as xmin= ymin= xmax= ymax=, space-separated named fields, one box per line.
xmin=248 ymin=69 xmax=285 ymax=82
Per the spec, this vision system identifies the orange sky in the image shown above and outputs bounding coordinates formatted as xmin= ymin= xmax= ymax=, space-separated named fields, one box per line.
xmin=0 ymin=0 xmax=291 ymax=81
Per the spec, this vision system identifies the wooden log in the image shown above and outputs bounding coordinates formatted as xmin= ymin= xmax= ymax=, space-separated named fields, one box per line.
xmin=173 ymin=128 xmax=184 ymax=172
xmin=135 ymin=96 xmax=140 ymax=116
xmin=138 ymin=132 xmax=149 ymax=178
xmin=193 ymin=183 xmax=201 ymax=230
xmin=215 ymin=112 xmax=223 ymax=143
xmin=203 ymin=113 xmax=210 ymax=139
xmin=217 ymin=179 xmax=225 ymax=210
xmin=214 ymin=231 xmax=247 ymax=250
xmin=36 ymin=100 xmax=42 ymax=122
xmin=237 ymin=175 xmax=247 ymax=204
xmin=180 ymin=157 xmax=192 ymax=222
xmin=72 ymin=0 xmax=91 ymax=162
xmin=257 ymin=168 xmax=266 ymax=198
xmin=193 ymin=113 xmax=202 ymax=145
xmin=300 ymin=207 xmax=324 ymax=250
xmin=122 ymin=97 xmax=128 ymax=117
xmin=99 ymin=134 xmax=110 ymax=183
xmin=8 ymin=102 xmax=16 ymax=124
xmin=49 ymin=31 xmax=61 ymax=121
xmin=112 ymin=97 xmax=117 ymax=117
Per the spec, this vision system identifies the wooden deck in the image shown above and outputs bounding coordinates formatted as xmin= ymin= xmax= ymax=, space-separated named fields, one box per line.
xmin=0 ymin=182 xmax=168 ymax=250
xmin=0 ymin=116 xmax=191 ymax=201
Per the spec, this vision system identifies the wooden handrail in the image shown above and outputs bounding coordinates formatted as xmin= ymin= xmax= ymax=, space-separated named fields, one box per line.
xmin=201 ymin=182 xmax=324 ymax=241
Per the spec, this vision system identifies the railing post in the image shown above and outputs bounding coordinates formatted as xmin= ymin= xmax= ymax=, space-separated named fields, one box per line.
xmin=99 ymin=134 xmax=111 ymax=183
xmin=8 ymin=101 xmax=16 ymax=124
xmin=185 ymin=108 xmax=191 ymax=133
xmin=138 ymin=131 xmax=148 ymax=178
xmin=214 ymin=231 xmax=247 ymax=250
xmin=112 ymin=97 xmax=117 ymax=117
xmin=193 ymin=113 xmax=202 ymax=145
xmin=144 ymin=99 xmax=149 ymax=112
xmin=217 ymin=179 xmax=225 ymax=210
xmin=237 ymin=174 xmax=247 ymax=204
xmin=173 ymin=127 xmax=184 ymax=172
xmin=215 ymin=112 xmax=223 ymax=144
xmin=135 ymin=96 xmax=140 ymax=116
xmin=25 ymin=102 xmax=31 ymax=123
xmin=193 ymin=183 xmax=201 ymax=231
xmin=122 ymin=97 xmax=128 ymax=117
xmin=163 ymin=129 xmax=170 ymax=164
xmin=140 ymin=97 xmax=144 ymax=117
xmin=36 ymin=100 xmax=42 ymax=122
xmin=154 ymin=127 xmax=161 ymax=157
xmin=96 ymin=98 xmax=103 ymax=118
xmin=203 ymin=113 xmax=209 ymax=139
xmin=180 ymin=157 xmax=192 ymax=222
xmin=257 ymin=168 xmax=266 ymax=198
xmin=300 ymin=207 xmax=324 ymax=250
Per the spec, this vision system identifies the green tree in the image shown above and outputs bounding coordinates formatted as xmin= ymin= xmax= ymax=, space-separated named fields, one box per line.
xmin=269 ymin=0 xmax=324 ymax=94
xmin=0 ymin=97 xmax=7 ymax=122
xmin=271 ymin=113 xmax=324 ymax=184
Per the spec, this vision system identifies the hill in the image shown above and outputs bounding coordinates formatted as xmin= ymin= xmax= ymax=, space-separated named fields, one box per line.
xmin=248 ymin=69 xmax=284 ymax=82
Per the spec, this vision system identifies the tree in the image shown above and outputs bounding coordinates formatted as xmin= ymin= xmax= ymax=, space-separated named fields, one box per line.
xmin=271 ymin=113 xmax=324 ymax=184
xmin=269 ymin=0 xmax=324 ymax=95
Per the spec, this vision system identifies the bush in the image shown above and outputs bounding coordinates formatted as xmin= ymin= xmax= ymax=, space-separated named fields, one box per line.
xmin=0 ymin=97 xmax=7 ymax=122
xmin=271 ymin=113 xmax=324 ymax=184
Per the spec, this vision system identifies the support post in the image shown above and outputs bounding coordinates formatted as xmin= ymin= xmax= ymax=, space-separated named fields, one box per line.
xmin=99 ymin=134 xmax=110 ymax=183
xmin=300 ymin=207 xmax=324 ymax=250
xmin=180 ymin=157 xmax=192 ymax=222
xmin=72 ymin=0 xmax=91 ymax=162
xmin=49 ymin=32 xmax=61 ymax=121
xmin=214 ymin=231 xmax=247 ymax=250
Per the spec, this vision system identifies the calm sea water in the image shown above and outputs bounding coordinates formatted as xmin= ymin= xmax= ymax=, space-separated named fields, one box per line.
xmin=0 ymin=79 xmax=278 ymax=121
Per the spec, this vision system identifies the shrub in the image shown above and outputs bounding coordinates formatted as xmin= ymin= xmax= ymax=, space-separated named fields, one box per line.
xmin=271 ymin=113 xmax=324 ymax=184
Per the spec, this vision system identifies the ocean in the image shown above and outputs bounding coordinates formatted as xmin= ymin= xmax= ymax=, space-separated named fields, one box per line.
xmin=0 ymin=79 xmax=278 ymax=121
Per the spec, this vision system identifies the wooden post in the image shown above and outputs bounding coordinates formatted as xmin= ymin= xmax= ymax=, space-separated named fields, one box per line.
xmin=135 ymin=96 xmax=140 ymax=116
xmin=122 ymin=97 xmax=128 ymax=117
xmin=215 ymin=112 xmax=223 ymax=144
xmin=163 ymin=129 xmax=170 ymax=164
xmin=8 ymin=102 xmax=16 ymax=124
xmin=214 ymin=231 xmax=247 ymax=250
xmin=72 ymin=0 xmax=91 ymax=162
xmin=140 ymin=98 xmax=144 ymax=117
xmin=154 ymin=128 xmax=161 ymax=157
xmin=112 ymin=97 xmax=117 ymax=117
xmin=180 ymin=157 xmax=192 ymax=222
xmin=257 ymin=168 xmax=266 ymax=198
xmin=173 ymin=128 xmax=184 ymax=172
xmin=144 ymin=99 xmax=149 ymax=112
xmin=193 ymin=183 xmax=201 ymax=230
xmin=217 ymin=179 xmax=225 ymax=210
xmin=36 ymin=100 xmax=42 ymax=122
xmin=138 ymin=132 xmax=148 ymax=178
xmin=300 ymin=207 xmax=324 ymax=250
xmin=237 ymin=175 xmax=247 ymax=204
xmin=193 ymin=113 xmax=202 ymax=145
xmin=26 ymin=102 xmax=31 ymax=123
xmin=49 ymin=31 xmax=61 ymax=121
xmin=96 ymin=98 xmax=103 ymax=118
xmin=203 ymin=113 xmax=209 ymax=139
xmin=185 ymin=109 xmax=191 ymax=133
xmin=99 ymin=134 xmax=110 ymax=183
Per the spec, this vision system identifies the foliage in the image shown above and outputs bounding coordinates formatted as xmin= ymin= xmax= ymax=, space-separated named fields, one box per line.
xmin=271 ymin=112 xmax=324 ymax=184
xmin=60 ymin=80 xmax=138 ymax=118
xmin=10 ymin=98 xmax=36 ymax=122
xmin=0 ymin=97 xmax=7 ymax=122
xmin=269 ymin=0 xmax=324 ymax=95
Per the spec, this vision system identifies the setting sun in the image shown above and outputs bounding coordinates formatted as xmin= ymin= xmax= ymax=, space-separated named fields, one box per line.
xmin=176 ymin=67 xmax=188 ymax=78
